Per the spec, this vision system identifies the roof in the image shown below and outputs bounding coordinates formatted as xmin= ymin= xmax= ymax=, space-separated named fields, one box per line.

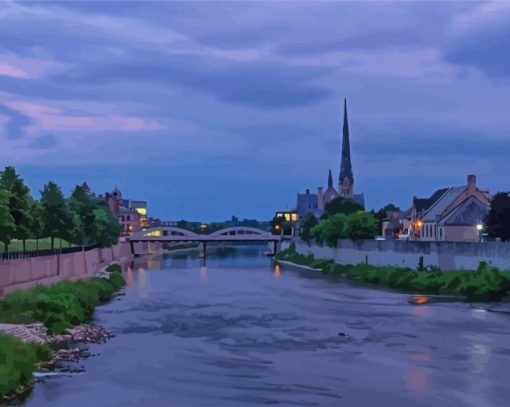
xmin=81 ymin=182 xmax=90 ymax=190
xmin=414 ymin=188 xmax=449 ymax=213
xmin=437 ymin=196 xmax=490 ymax=226
xmin=323 ymin=187 xmax=338 ymax=203
xmin=422 ymin=186 xmax=466 ymax=222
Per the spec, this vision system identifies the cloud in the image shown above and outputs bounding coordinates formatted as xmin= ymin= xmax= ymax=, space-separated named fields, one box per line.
xmin=445 ymin=1 xmax=510 ymax=78
xmin=0 ymin=53 xmax=67 ymax=79
xmin=66 ymin=55 xmax=332 ymax=110
xmin=29 ymin=134 xmax=57 ymax=149
xmin=0 ymin=92 xmax=164 ymax=137
xmin=0 ymin=101 xmax=32 ymax=139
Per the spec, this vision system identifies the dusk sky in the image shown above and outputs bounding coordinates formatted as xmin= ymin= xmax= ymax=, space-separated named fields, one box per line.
xmin=1 ymin=1 xmax=510 ymax=221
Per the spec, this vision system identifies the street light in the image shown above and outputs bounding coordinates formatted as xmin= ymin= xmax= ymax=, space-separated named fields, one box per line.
xmin=476 ymin=223 xmax=484 ymax=242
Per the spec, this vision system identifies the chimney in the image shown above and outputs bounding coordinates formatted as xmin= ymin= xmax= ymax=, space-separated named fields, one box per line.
xmin=317 ymin=187 xmax=324 ymax=210
xmin=467 ymin=174 xmax=477 ymax=194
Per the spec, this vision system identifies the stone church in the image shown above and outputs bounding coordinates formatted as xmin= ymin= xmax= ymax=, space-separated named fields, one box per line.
xmin=296 ymin=99 xmax=365 ymax=219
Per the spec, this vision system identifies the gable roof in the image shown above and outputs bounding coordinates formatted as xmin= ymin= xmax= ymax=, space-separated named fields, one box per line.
xmin=413 ymin=187 xmax=449 ymax=213
xmin=437 ymin=196 xmax=490 ymax=226
xmin=422 ymin=186 xmax=466 ymax=222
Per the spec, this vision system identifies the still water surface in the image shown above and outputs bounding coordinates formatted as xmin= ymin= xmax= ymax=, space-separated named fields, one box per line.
xmin=26 ymin=246 xmax=510 ymax=406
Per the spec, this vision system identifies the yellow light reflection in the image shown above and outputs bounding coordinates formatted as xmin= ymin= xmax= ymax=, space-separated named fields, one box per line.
xmin=126 ymin=266 xmax=133 ymax=286
xmin=274 ymin=263 xmax=281 ymax=279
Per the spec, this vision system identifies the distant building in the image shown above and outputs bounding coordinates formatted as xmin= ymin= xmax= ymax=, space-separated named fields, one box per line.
xmin=101 ymin=187 xmax=148 ymax=236
xmin=382 ymin=209 xmax=412 ymax=239
xmin=296 ymin=99 xmax=365 ymax=219
xmin=411 ymin=175 xmax=491 ymax=242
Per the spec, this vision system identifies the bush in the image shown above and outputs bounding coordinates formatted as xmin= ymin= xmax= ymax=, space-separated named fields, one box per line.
xmin=0 ymin=266 xmax=125 ymax=334
xmin=276 ymin=246 xmax=510 ymax=302
xmin=0 ymin=333 xmax=52 ymax=398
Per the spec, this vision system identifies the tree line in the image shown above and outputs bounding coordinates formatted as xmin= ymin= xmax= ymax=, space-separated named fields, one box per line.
xmin=0 ymin=167 xmax=121 ymax=253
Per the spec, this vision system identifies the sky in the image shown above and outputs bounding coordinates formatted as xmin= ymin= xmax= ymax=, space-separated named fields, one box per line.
xmin=1 ymin=0 xmax=510 ymax=221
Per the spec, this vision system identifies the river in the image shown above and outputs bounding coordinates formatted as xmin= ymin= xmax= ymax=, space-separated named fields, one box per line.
xmin=25 ymin=245 xmax=510 ymax=406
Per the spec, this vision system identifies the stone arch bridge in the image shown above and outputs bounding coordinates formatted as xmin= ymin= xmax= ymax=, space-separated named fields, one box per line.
xmin=128 ymin=226 xmax=281 ymax=256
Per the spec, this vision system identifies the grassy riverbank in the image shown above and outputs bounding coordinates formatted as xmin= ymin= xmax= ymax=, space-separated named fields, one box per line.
xmin=276 ymin=244 xmax=510 ymax=302
xmin=0 ymin=264 xmax=125 ymax=399
xmin=0 ymin=264 xmax=124 ymax=335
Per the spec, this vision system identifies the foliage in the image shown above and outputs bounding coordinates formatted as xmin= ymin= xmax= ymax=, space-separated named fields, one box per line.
xmin=39 ymin=181 xmax=75 ymax=249
xmin=0 ymin=188 xmax=15 ymax=252
xmin=0 ymin=266 xmax=125 ymax=334
xmin=90 ymin=201 xmax=122 ymax=247
xmin=344 ymin=211 xmax=378 ymax=240
xmin=0 ymin=333 xmax=52 ymax=398
xmin=311 ymin=213 xmax=349 ymax=246
xmin=300 ymin=214 xmax=318 ymax=242
xmin=486 ymin=192 xmax=510 ymax=242
xmin=276 ymin=246 xmax=510 ymax=302
xmin=0 ymin=167 xmax=33 ymax=251
xmin=323 ymin=197 xmax=364 ymax=218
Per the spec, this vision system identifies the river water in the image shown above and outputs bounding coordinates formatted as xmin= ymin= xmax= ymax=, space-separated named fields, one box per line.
xmin=25 ymin=246 xmax=510 ymax=407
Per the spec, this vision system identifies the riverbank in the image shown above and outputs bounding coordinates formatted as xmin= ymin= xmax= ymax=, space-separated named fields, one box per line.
xmin=276 ymin=243 xmax=510 ymax=302
xmin=0 ymin=264 xmax=125 ymax=402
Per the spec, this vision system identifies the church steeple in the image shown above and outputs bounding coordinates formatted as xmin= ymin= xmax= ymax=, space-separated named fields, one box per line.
xmin=339 ymin=98 xmax=354 ymax=196
xmin=327 ymin=169 xmax=333 ymax=189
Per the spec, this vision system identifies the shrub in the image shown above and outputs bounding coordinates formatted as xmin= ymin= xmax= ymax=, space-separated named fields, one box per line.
xmin=0 ymin=333 xmax=52 ymax=398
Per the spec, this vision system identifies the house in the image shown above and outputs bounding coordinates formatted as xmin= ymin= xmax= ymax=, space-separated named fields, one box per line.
xmin=411 ymin=175 xmax=491 ymax=242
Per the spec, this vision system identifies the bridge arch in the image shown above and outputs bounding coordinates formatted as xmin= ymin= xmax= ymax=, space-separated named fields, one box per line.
xmin=209 ymin=226 xmax=273 ymax=238
xmin=130 ymin=226 xmax=199 ymax=240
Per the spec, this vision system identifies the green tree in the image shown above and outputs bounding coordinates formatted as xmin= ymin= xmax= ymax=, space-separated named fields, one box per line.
xmin=323 ymin=197 xmax=363 ymax=218
xmin=0 ymin=189 xmax=15 ymax=253
xmin=375 ymin=203 xmax=401 ymax=233
xmin=40 ymin=181 xmax=74 ymax=249
xmin=486 ymin=192 xmax=510 ymax=242
xmin=311 ymin=213 xmax=349 ymax=247
xmin=68 ymin=185 xmax=96 ymax=246
xmin=0 ymin=167 xmax=33 ymax=251
xmin=90 ymin=202 xmax=121 ymax=247
xmin=29 ymin=200 xmax=44 ymax=251
xmin=300 ymin=214 xmax=318 ymax=242
xmin=346 ymin=211 xmax=378 ymax=240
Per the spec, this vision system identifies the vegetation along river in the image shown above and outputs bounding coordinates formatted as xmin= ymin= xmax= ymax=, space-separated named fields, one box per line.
xmin=25 ymin=245 xmax=510 ymax=406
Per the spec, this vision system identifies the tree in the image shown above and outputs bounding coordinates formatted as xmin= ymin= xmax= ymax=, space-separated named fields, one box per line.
xmin=90 ymin=202 xmax=122 ymax=247
xmin=0 ymin=167 xmax=33 ymax=251
xmin=300 ymin=214 xmax=318 ymax=242
xmin=40 ymin=181 xmax=74 ymax=249
xmin=68 ymin=185 xmax=96 ymax=246
xmin=311 ymin=213 xmax=349 ymax=247
xmin=375 ymin=203 xmax=401 ymax=234
xmin=0 ymin=189 xmax=15 ymax=253
xmin=346 ymin=211 xmax=378 ymax=240
xmin=486 ymin=192 xmax=510 ymax=242
xmin=29 ymin=200 xmax=44 ymax=251
xmin=323 ymin=197 xmax=363 ymax=218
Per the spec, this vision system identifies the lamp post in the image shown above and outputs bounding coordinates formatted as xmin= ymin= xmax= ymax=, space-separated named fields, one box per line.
xmin=476 ymin=223 xmax=483 ymax=242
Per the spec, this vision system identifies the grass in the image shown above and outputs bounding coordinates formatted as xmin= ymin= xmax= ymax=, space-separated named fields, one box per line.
xmin=0 ymin=264 xmax=124 ymax=335
xmin=276 ymin=243 xmax=510 ymax=302
xmin=0 ymin=333 xmax=53 ymax=399
xmin=1 ymin=238 xmax=74 ymax=254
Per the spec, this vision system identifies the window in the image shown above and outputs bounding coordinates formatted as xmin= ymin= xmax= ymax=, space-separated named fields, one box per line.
xmin=127 ymin=215 xmax=131 ymax=221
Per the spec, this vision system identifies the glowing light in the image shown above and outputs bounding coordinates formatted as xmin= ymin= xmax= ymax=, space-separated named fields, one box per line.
xmin=284 ymin=213 xmax=291 ymax=221
xmin=476 ymin=224 xmax=483 ymax=231
xmin=274 ymin=263 xmax=281 ymax=279
xmin=275 ymin=225 xmax=281 ymax=230
xmin=135 ymin=207 xmax=147 ymax=216
xmin=144 ymin=230 xmax=161 ymax=237
xmin=291 ymin=213 xmax=298 ymax=221
xmin=200 ymin=224 xmax=207 ymax=230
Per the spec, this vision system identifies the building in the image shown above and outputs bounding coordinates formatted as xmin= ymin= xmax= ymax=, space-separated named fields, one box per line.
xmin=411 ymin=175 xmax=491 ymax=242
xmin=273 ymin=210 xmax=299 ymax=236
xmin=101 ymin=187 xmax=148 ymax=236
xmin=296 ymin=99 xmax=365 ymax=219
xmin=381 ymin=209 xmax=412 ymax=239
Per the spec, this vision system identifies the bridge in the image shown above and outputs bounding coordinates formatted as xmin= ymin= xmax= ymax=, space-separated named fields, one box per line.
xmin=128 ymin=226 xmax=281 ymax=256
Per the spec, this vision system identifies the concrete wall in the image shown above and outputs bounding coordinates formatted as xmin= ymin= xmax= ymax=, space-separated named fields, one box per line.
xmin=0 ymin=243 xmax=133 ymax=296
xmin=294 ymin=239 xmax=510 ymax=271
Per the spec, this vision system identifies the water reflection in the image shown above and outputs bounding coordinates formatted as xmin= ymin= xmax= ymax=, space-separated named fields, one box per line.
xmin=273 ymin=263 xmax=281 ymax=279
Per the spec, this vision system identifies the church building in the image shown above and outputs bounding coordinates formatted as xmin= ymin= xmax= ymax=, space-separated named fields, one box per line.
xmin=296 ymin=99 xmax=365 ymax=219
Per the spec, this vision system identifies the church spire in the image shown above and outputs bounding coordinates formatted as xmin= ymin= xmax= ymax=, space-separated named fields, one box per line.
xmin=339 ymin=98 xmax=354 ymax=193
xmin=328 ymin=169 xmax=333 ymax=188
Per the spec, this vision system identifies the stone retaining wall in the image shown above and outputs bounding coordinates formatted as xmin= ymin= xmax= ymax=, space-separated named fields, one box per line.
xmin=0 ymin=242 xmax=133 ymax=296
xmin=294 ymin=239 xmax=510 ymax=271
